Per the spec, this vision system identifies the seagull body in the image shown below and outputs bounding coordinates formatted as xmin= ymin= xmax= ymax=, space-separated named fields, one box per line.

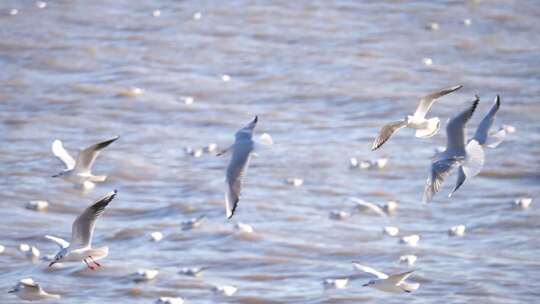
xmin=323 ymin=278 xmax=349 ymax=289
xmin=133 ymin=269 xmax=159 ymax=282
xmin=513 ymin=197 xmax=532 ymax=209
xmin=52 ymin=136 xmax=119 ymax=189
xmin=424 ymin=97 xmax=483 ymax=202
xmin=348 ymin=198 xmax=387 ymax=217
xmin=8 ymin=278 xmax=60 ymax=301
xmin=46 ymin=190 xmax=117 ymax=270
xmin=155 ymin=297 xmax=184 ymax=304
xmin=399 ymin=255 xmax=417 ymax=266
xmin=181 ymin=215 xmax=206 ymax=230
xmin=450 ymin=96 xmax=503 ymax=196
xmin=399 ymin=234 xmax=420 ymax=247
xmin=212 ymin=285 xmax=238 ymax=296
xmin=218 ymin=116 xmax=273 ymax=219
xmin=179 ymin=266 xmax=207 ymax=277
xmin=352 ymin=263 xmax=419 ymax=293
xmin=448 ymin=225 xmax=466 ymax=237
xmin=372 ymin=85 xmax=463 ymax=150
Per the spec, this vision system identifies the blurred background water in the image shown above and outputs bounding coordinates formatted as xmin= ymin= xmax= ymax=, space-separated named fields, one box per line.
xmin=0 ymin=0 xmax=539 ymax=303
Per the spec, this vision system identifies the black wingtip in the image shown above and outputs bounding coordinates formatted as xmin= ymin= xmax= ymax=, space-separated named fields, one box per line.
xmin=253 ymin=115 xmax=258 ymax=123
xmin=495 ymin=95 xmax=501 ymax=106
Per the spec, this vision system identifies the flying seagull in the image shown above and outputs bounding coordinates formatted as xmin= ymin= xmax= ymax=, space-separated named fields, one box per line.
xmin=217 ymin=116 xmax=273 ymax=219
xmin=371 ymin=85 xmax=462 ymax=150
xmin=423 ymin=97 xmax=483 ymax=202
xmin=352 ymin=262 xmax=420 ymax=293
xmin=8 ymin=278 xmax=60 ymax=301
xmin=449 ymin=95 xmax=503 ymax=196
xmin=52 ymin=136 xmax=119 ymax=190
xmin=46 ymin=190 xmax=117 ymax=270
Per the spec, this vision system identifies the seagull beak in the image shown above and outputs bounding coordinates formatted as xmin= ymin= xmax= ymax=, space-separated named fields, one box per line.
xmin=8 ymin=289 xmax=15 ymax=293
xmin=51 ymin=173 xmax=60 ymax=178
xmin=362 ymin=283 xmax=369 ymax=287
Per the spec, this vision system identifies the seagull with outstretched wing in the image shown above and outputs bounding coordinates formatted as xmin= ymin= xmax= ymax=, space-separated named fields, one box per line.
xmin=424 ymin=97 xmax=483 ymax=202
xmin=52 ymin=136 xmax=119 ymax=190
xmin=46 ymin=190 xmax=117 ymax=270
xmin=372 ymin=85 xmax=462 ymax=150
xmin=217 ymin=116 xmax=273 ymax=219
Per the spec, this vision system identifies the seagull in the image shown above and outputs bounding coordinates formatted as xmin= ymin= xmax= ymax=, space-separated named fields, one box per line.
xmin=352 ymin=263 xmax=420 ymax=293
xmin=46 ymin=190 xmax=117 ymax=270
xmin=52 ymin=136 xmax=119 ymax=189
xmin=155 ymin=297 xmax=184 ymax=304
xmin=132 ymin=269 xmax=159 ymax=282
xmin=371 ymin=85 xmax=463 ymax=150
xmin=423 ymin=97 xmax=483 ymax=203
xmin=217 ymin=116 xmax=273 ymax=219
xmin=449 ymin=95 xmax=503 ymax=196
xmin=181 ymin=215 xmax=206 ymax=230
xmin=179 ymin=266 xmax=208 ymax=277
xmin=348 ymin=197 xmax=387 ymax=217
xmin=8 ymin=278 xmax=60 ymax=301
xmin=323 ymin=278 xmax=349 ymax=289
xmin=212 ymin=285 xmax=238 ymax=296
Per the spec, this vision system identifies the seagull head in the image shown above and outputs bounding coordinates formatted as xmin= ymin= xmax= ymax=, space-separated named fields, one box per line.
xmin=363 ymin=280 xmax=376 ymax=287
xmin=49 ymin=249 xmax=67 ymax=267
xmin=51 ymin=170 xmax=68 ymax=178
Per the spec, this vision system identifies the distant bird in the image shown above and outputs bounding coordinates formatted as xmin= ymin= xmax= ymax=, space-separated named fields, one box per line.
xmin=212 ymin=285 xmax=238 ymax=296
xmin=371 ymin=85 xmax=462 ymax=150
xmin=46 ymin=190 xmax=117 ymax=270
xmin=449 ymin=96 xmax=503 ymax=196
xmin=181 ymin=215 xmax=206 ymax=231
xmin=179 ymin=266 xmax=208 ymax=277
xmin=217 ymin=116 xmax=273 ymax=219
xmin=423 ymin=97 xmax=483 ymax=202
xmin=52 ymin=136 xmax=119 ymax=190
xmin=323 ymin=278 xmax=349 ymax=289
xmin=8 ymin=278 xmax=60 ymax=301
xmin=352 ymin=263 xmax=420 ymax=293
xmin=132 ymin=269 xmax=159 ymax=282
xmin=155 ymin=297 xmax=184 ymax=304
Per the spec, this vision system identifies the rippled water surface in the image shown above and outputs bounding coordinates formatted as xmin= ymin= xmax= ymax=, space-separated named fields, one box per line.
xmin=1 ymin=0 xmax=539 ymax=303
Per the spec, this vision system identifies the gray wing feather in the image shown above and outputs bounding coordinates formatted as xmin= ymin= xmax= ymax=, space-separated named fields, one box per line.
xmin=414 ymin=85 xmax=463 ymax=118
xmin=371 ymin=120 xmax=407 ymax=151
xmin=449 ymin=166 xmax=467 ymax=197
xmin=71 ymin=190 xmax=117 ymax=247
xmin=473 ymin=95 xmax=500 ymax=145
xmin=75 ymin=136 xmax=119 ymax=172
xmin=446 ymin=97 xmax=479 ymax=153
xmin=424 ymin=158 xmax=463 ymax=202
xmin=225 ymin=144 xmax=253 ymax=219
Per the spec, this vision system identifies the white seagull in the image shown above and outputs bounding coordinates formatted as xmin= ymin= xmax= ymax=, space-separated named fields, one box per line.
xmin=52 ymin=136 xmax=119 ymax=189
xmin=449 ymin=95 xmax=503 ymax=196
xmin=352 ymin=262 xmax=420 ymax=293
xmin=371 ymin=85 xmax=462 ymax=150
xmin=46 ymin=190 xmax=117 ymax=270
xmin=217 ymin=116 xmax=273 ymax=219
xmin=423 ymin=97 xmax=483 ymax=202
xmin=8 ymin=278 xmax=60 ymax=301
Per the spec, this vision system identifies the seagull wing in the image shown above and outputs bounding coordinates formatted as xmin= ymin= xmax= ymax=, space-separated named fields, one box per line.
xmin=371 ymin=120 xmax=407 ymax=151
xmin=473 ymin=95 xmax=500 ymax=145
xmin=424 ymin=157 xmax=463 ymax=203
xmin=45 ymin=235 xmax=70 ymax=249
xmin=445 ymin=97 xmax=479 ymax=153
xmin=448 ymin=166 xmax=467 ymax=197
xmin=225 ymin=141 xmax=253 ymax=219
xmin=348 ymin=198 xmax=386 ymax=217
xmin=386 ymin=269 xmax=416 ymax=284
xmin=70 ymin=190 xmax=117 ymax=247
xmin=52 ymin=140 xmax=76 ymax=169
xmin=414 ymin=85 xmax=463 ymax=118
xmin=352 ymin=262 xmax=389 ymax=279
xmin=75 ymin=136 xmax=119 ymax=172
